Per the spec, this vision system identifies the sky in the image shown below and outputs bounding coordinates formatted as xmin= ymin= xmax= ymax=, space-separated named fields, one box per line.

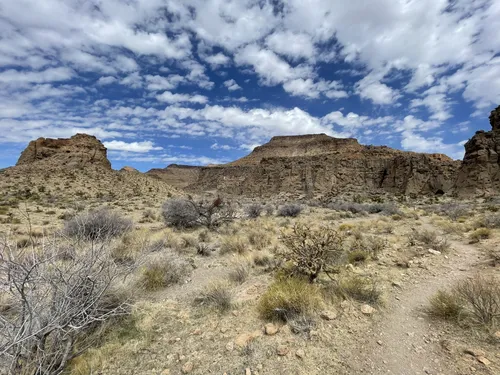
xmin=1 ymin=0 xmax=500 ymax=171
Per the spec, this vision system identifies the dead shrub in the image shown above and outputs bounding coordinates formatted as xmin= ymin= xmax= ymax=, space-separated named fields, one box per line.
xmin=63 ymin=209 xmax=132 ymax=241
xmin=228 ymin=262 xmax=250 ymax=284
xmin=277 ymin=204 xmax=302 ymax=217
xmin=245 ymin=204 xmax=263 ymax=218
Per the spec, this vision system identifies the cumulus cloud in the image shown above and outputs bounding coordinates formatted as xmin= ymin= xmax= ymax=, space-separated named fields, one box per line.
xmin=156 ymin=91 xmax=208 ymax=104
xmin=223 ymin=79 xmax=241 ymax=91
xmin=104 ymin=140 xmax=163 ymax=153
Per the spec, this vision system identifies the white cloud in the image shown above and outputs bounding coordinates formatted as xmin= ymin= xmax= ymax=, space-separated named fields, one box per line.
xmin=266 ymin=31 xmax=316 ymax=60
xmin=145 ymin=74 xmax=184 ymax=91
xmin=223 ymin=79 xmax=241 ymax=91
xmin=203 ymin=53 xmax=231 ymax=68
xmin=283 ymin=78 xmax=348 ymax=99
xmin=97 ymin=76 xmax=117 ymax=86
xmin=156 ymin=91 xmax=208 ymax=104
xmin=104 ymin=140 xmax=162 ymax=153
xmin=355 ymin=75 xmax=400 ymax=105
xmin=211 ymin=142 xmax=233 ymax=150
xmin=0 ymin=67 xmax=74 ymax=83
xmin=400 ymin=131 xmax=464 ymax=160
xmin=119 ymin=72 xmax=142 ymax=89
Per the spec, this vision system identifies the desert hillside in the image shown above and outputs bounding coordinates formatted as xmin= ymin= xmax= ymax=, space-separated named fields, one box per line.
xmin=0 ymin=110 xmax=499 ymax=375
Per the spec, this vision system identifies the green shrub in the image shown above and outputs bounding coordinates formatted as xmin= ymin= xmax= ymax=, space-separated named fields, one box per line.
xmin=469 ymin=227 xmax=492 ymax=243
xmin=428 ymin=290 xmax=463 ymax=321
xmin=258 ymin=278 xmax=323 ymax=321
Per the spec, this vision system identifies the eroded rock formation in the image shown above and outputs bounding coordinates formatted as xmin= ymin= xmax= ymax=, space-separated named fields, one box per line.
xmin=146 ymin=164 xmax=202 ymax=189
xmin=189 ymin=135 xmax=461 ymax=197
xmin=16 ymin=134 xmax=111 ymax=169
xmin=455 ymin=106 xmax=500 ymax=196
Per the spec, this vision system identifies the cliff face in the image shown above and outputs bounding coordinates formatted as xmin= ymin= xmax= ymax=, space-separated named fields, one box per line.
xmin=146 ymin=164 xmax=202 ymax=189
xmin=190 ymin=135 xmax=461 ymax=197
xmin=455 ymin=106 xmax=500 ymax=196
xmin=16 ymin=134 xmax=111 ymax=169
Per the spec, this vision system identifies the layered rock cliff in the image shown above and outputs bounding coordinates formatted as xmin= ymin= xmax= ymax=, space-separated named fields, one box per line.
xmin=146 ymin=164 xmax=202 ymax=189
xmin=455 ymin=106 xmax=500 ymax=196
xmin=189 ymin=135 xmax=461 ymax=197
xmin=16 ymin=134 xmax=111 ymax=169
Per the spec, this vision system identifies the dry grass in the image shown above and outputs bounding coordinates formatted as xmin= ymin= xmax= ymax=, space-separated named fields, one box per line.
xmin=428 ymin=290 xmax=464 ymax=320
xmin=469 ymin=227 xmax=491 ymax=243
xmin=219 ymin=235 xmax=248 ymax=255
xmin=228 ymin=261 xmax=250 ymax=284
xmin=140 ymin=253 xmax=191 ymax=291
xmin=336 ymin=275 xmax=382 ymax=305
xmin=258 ymin=277 xmax=323 ymax=321
xmin=195 ymin=282 xmax=234 ymax=312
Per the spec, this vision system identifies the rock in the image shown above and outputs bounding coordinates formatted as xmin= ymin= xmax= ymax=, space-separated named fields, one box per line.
xmin=377 ymin=340 xmax=383 ymax=346
xmin=477 ymin=356 xmax=491 ymax=366
xmin=245 ymin=368 xmax=251 ymax=375
xmin=494 ymin=331 xmax=500 ymax=339
xmin=161 ymin=370 xmax=170 ymax=375
xmin=225 ymin=342 xmax=234 ymax=351
xmin=146 ymin=164 xmax=202 ymax=189
xmin=234 ymin=331 xmax=261 ymax=348
xmin=16 ymin=134 xmax=111 ymax=169
xmin=181 ymin=362 xmax=193 ymax=374
xmin=455 ymin=105 xmax=500 ymax=197
xmin=360 ymin=304 xmax=375 ymax=315
xmin=264 ymin=323 xmax=279 ymax=335
xmin=295 ymin=349 xmax=305 ymax=359
xmin=277 ymin=345 xmax=289 ymax=356
xmin=320 ymin=310 xmax=338 ymax=321
xmin=464 ymin=348 xmax=486 ymax=357
xmin=428 ymin=249 xmax=441 ymax=255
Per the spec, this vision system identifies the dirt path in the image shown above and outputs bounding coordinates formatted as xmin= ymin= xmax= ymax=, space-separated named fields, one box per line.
xmin=347 ymin=225 xmax=484 ymax=375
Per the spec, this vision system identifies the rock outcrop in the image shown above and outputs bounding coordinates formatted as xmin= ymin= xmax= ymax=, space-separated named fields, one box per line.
xmin=189 ymin=135 xmax=461 ymax=198
xmin=146 ymin=164 xmax=201 ymax=189
xmin=16 ymin=134 xmax=111 ymax=169
xmin=455 ymin=106 xmax=500 ymax=196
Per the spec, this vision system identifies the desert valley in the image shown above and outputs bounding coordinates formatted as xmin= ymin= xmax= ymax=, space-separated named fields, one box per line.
xmin=0 ymin=107 xmax=499 ymax=375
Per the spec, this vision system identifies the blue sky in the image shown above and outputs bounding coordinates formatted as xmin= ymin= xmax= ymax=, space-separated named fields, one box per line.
xmin=1 ymin=0 xmax=499 ymax=171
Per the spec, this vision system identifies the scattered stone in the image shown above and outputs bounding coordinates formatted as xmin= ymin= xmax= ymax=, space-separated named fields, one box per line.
xmin=494 ymin=331 xmax=500 ymax=339
xmin=277 ymin=345 xmax=289 ymax=356
xmin=264 ymin=323 xmax=279 ymax=336
xmin=477 ymin=356 xmax=491 ymax=366
xmin=234 ymin=331 xmax=261 ymax=348
xmin=161 ymin=370 xmax=170 ymax=375
xmin=192 ymin=329 xmax=202 ymax=335
xmin=245 ymin=368 xmax=251 ymax=375
xmin=225 ymin=342 xmax=234 ymax=351
xmin=181 ymin=362 xmax=193 ymax=374
xmin=428 ymin=249 xmax=441 ymax=255
xmin=377 ymin=340 xmax=383 ymax=346
xmin=320 ymin=310 xmax=338 ymax=321
xmin=361 ymin=304 xmax=375 ymax=315
xmin=391 ymin=281 xmax=402 ymax=288
xmin=295 ymin=349 xmax=305 ymax=359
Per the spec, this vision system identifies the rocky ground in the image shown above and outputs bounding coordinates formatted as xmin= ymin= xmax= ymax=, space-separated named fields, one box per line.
xmin=2 ymin=193 xmax=494 ymax=375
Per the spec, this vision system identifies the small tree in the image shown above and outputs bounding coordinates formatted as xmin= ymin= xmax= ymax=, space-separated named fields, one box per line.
xmin=277 ymin=224 xmax=345 ymax=282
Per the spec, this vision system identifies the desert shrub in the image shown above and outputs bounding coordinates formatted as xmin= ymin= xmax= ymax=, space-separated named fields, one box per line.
xmin=195 ymin=282 xmax=233 ymax=312
xmin=220 ymin=235 xmax=248 ymax=255
xmin=288 ymin=314 xmax=316 ymax=337
xmin=487 ymin=248 xmax=500 ymax=267
xmin=141 ymin=209 xmax=157 ymax=222
xmin=0 ymin=237 xmax=133 ymax=374
xmin=63 ymin=209 xmax=132 ymax=241
xmin=198 ymin=229 xmax=211 ymax=242
xmin=228 ymin=262 xmax=250 ymax=284
xmin=348 ymin=249 xmax=369 ymax=264
xmin=479 ymin=214 xmax=500 ymax=229
xmin=349 ymin=235 xmax=386 ymax=260
xmin=246 ymin=203 xmax=263 ymax=218
xmin=264 ymin=204 xmax=274 ymax=216
xmin=327 ymin=201 xmax=365 ymax=214
xmin=454 ymin=275 xmax=500 ymax=326
xmin=16 ymin=237 xmax=32 ymax=249
xmin=337 ymin=275 xmax=382 ymax=305
xmin=196 ymin=242 xmax=212 ymax=256
xmin=161 ymin=198 xmax=199 ymax=228
xmin=140 ymin=254 xmax=191 ymax=290
xmin=247 ymin=229 xmax=271 ymax=250
xmin=162 ymin=197 xmax=236 ymax=229
xmin=425 ymin=203 xmax=470 ymax=221
xmin=258 ymin=278 xmax=323 ymax=321
xmin=409 ymin=229 xmax=450 ymax=252
xmin=367 ymin=203 xmax=402 ymax=216
xmin=277 ymin=204 xmax=302 ymax=217
xmin=253 ymin=252 xmax=275 ymax=268
xmin=428 ymin=290 xmax=463 ymax=320
xmin=469 ymin=227 xmax=491 ymax=243
xmin=277 ymin=224 xmax=345 ymax=282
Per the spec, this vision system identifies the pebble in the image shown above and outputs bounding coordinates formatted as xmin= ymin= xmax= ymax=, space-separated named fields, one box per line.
xmin=264 ymin=323 xmax=279 ymax=336
xmin=245 ymin=368 xmax=251 ymax=375
xmin=476 ymin=356 xmax=491 ymax=366
xmin=181 ymin=362 xmax=193 ymax=374
xmin=295 ymin=349 xmax=305 ymax=359
xmin=361 ymin=304 xmax=375 ymax=315
xmin=320 ymin=310 xmax=338 ymax=321
xmin=277 ymin=344 xmax=289 ymax=356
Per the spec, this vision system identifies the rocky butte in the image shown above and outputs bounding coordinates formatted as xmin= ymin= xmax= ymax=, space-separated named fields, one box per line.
xmin=454 ymin=105 xmax=500 ymax=197
xmin=16 ymin=133 xmax=111 ymax=169
xmin=188 ymin=134 xmax=460 ymax=198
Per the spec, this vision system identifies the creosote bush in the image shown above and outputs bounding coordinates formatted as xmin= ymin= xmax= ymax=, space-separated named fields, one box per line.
xmin=277 ymin=204 xmax=302 ymax=218
xmin=278 ymin=224 xmax=345 ymax=282
xmin=63 ymin=209 xmax=132 ymax=241
xmin=258 ymin=278 xmax=323 ymax=321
